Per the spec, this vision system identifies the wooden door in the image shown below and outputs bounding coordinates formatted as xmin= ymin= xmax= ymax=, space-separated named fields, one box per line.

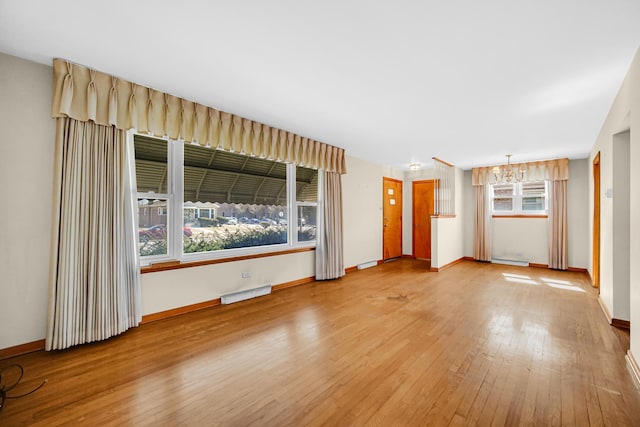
xmin=383 ymin=177 xmax=403 ymax=260
xmin=413 ymin=180 xmax=435 ymax=259
xmin=593 ymin=152 xmax=600 ymax=289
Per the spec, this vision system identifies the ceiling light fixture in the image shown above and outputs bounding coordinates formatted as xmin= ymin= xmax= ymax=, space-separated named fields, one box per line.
xmin=409 ymin=162 xmax=421 ymax=171
xmin=492 ymin=154 xmax=525 ymax=183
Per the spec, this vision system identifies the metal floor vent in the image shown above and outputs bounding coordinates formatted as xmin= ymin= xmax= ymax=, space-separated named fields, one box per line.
xmin=491 ymin=258 xmax=529 ymax=267
xmin=221 ymin=285 xmax=272 ymax=304
xmin=357 ymin=260 xmax=378 ymax=270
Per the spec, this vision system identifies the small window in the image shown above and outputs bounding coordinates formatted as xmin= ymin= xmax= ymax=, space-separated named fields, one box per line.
xmin=492 ymin=184 xmax=514 ymax=212
xmin=491 ymin=181 xmax=547 ymax=215
xmin=134 ymin=136 xmax=171 ymax=258
xmin=296 ymin=165 xmax=318 ymax=243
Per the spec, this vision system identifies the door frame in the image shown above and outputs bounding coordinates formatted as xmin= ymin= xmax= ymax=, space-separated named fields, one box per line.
xmin=592 ymin=152 xmax=600 ymax=289
xmin=412 ymin=179 xmax=435 ymax=259
xmin=382 ymin=177 xmax=403 ymax=260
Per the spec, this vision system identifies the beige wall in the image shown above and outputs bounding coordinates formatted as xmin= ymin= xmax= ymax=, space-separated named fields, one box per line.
xmin=0 ymin=53 xmax=55 ymax=348
xmin=567 ymin=159 xmax=589 ymax=269
xmin=591 ymin=47 xmax=640 ymax=365
xmin=431 ymin=167 xmax=465 ymax=268
xmin=342 ymin=154 xmax=382 ymax=268
xmin=461 ymin=159 xmax=589 ymax=269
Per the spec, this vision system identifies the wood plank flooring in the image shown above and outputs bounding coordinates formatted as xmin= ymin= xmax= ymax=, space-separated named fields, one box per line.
xmin=1 ymin=259 xmax=639 ymax=426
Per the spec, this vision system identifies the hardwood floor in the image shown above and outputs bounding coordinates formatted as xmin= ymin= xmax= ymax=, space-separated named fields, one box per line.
xmin=1 ymin=260 xmax=639 ymax=425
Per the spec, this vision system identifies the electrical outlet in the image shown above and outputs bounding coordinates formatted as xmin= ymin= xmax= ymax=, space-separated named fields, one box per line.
xmin=242 ymin=271 xmax=251 ymax=278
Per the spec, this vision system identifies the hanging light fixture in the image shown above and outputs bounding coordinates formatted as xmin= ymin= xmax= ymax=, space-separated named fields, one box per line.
xmin=492 ymin=154 xmax=525 ymax=183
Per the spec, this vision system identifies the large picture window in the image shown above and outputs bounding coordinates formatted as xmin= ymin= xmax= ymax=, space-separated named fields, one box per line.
xmin=134 ymin=134 xmax=319 ymax=264
xmin=491 ymin=181 xmax=547 ymax=215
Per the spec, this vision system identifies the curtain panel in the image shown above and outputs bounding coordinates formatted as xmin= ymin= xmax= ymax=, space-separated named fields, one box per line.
xmin=473 ymin=184 xmax=492 ymax=261
xmin=46 ymin=118 xmax=141 ymax=350
xmin=548 ymin=180 xmax=568 ymax=270
xmin=316 ymin=171 xmax=345 ymax=280
xmin=51 ymin=59 xmax=346 ymax=174
xmin=472 ymin=158 xmax=569 ymax=186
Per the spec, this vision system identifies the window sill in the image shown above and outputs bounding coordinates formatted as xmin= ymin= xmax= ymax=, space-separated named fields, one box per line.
xmin=141 ymin=247 xmax=315 ymax=274
xmin=492 ymin=214 xmax=548 ymax=218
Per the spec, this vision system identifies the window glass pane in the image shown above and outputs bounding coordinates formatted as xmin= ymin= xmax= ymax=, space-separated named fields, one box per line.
xmin=134 ymin=135 xmax=168 ymax=194
xmin=296 ymin=166 xmax=318 ymax=202
xmin=493 ymin=183 xmax=514 ymax=197
xmin=297 ymin=205 xmax=317 ymax=242
xmin=522 ymin=196 xmax=545 ymax=211
xmin=522 ymin=181 xmax=545 ymax=195
xmin=138 ymin=198 xmax=168 ymax=256
xmin=493 ymin=198 xmax=513 ymax=211
xmin=183 ymin=144 xmax=287 ymax=253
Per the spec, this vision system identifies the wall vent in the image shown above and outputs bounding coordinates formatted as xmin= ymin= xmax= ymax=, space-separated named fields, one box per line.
xmin=491 ymin=258 xmax=529 ymax=267
xmin=221 ymin=285 xmax=272 ymax=304
xmin=357 ymin=260 xmax=378 ymax=270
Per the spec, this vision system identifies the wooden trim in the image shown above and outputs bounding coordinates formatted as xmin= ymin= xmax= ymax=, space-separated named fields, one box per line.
xmin=0 ymin=339 xmax=45 ymax=360
xmin=431 ymin=214 xmax=456 ymax=218
xmin=431 ymin=156 xmax=455 ymax=167
xmin=377 ymin=259 xmax=385 ymax=266
xmin=383 ymin=176 xmax=403 ymax=184
xmin=141 ymin=247 xmax=315 ymax=274
xmin=529 ymin=263 xmax=549 ymax=269
xmin=568 ymin=267 xmax=589 ymax=273
xmin=612 ymin=318 xmax=631 ymax=330
xmin=593 ymin=151 xmax=601 ymax=289
xmin=492 ymin=214 xmax=548 ymax=219
xmin=142 ymin=276 xmax=316 ymax=324
xmin=430 ymin=257 xmax=465 ymax=272
xmin=627 ymin=350 xmax=640 ymax=389
xmin=272 ymin=276 xmax=315 ymax=292
xmin=463 ymin=256 xmax=474 ymax=261
xmin=597 ymin=296 xmax=613 ymax=324
xmin=401 ymin=254 xmax=415 ymax=259
xmin=345 ymin=266 xmax=358 ymax=273
xmin=141 ymin=299 xmax=221 ymax=324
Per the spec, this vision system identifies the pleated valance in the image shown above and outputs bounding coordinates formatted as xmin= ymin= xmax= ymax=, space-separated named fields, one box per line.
xmin=472 ymin=158 xmax=569 ymax=186
xmin=51 ymin=59 xmax=346 ymax=174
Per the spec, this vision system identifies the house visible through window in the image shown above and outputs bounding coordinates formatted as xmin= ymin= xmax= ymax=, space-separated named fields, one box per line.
xmin=491 ymin=181 xmax=547 ymax=215
xmin=134 ymin=134 xmax=319 ymax=263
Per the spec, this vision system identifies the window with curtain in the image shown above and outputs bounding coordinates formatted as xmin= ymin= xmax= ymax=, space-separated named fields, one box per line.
xmin=134 ymin=134 xmax=318 ymax=264
xmin=491 ymin=181 xmax=547 ymax=215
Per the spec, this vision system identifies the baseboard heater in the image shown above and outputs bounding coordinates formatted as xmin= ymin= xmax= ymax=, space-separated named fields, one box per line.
xmin=357 ymin=260 xmax=378 ymax=270
xmin=221 ymin=285 xmax=272 ymax=304
xmin=491 ymin=258 xmax=529 ymax=267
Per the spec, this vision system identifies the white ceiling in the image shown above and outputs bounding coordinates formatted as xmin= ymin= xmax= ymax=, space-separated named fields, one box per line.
xmin=1 ymin=1 xmax=639 ymax=170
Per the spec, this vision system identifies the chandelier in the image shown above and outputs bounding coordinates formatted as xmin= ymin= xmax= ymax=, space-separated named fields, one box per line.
xmin=492 ymin=154 xmax=525 ymax=183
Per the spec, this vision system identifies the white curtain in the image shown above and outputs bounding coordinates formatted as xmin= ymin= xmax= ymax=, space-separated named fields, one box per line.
xmin=473 ymin=184 xmax=492 ymax=261
xmin=316 ymin=171 xmax=345 ymax=280
xmin=46 ymin=118 xmax=141 ymax=351
xmin=548 ymin=180 xmax=568 ymax=270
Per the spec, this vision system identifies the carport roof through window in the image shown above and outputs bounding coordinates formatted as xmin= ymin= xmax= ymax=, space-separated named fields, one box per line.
xmin=134 ymin=134 xmax=318 ymax=205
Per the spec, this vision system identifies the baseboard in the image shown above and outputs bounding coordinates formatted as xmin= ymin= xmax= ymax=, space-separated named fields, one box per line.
xmin=567 ymin=266 xmax=588 ymax=273
xmin=597 ymin=296 xmax=613 ymax=324
xmin=402 ymin=254 xmax=415 ymax=259
xmin=626 ymin=350 xmax=640 ymax=389
xmin=529 ymin=263 xmax=548 ymax=269
xmin=430 ymin=257 xmax=465 ymax=272
xmin=142 ymin=298 xmax=221 ymax=324
xmin=463 ymin=256 xmax=474 ymax=261
xmin=272 ymin=276 xmax=315 ymax=292
xmin=345 ymin=265 xmax=358 ymax=273
xmin=612 ymin=318 xmax=631 ymax=330
xmin=0 ymin=339 xmax=45 ymax=360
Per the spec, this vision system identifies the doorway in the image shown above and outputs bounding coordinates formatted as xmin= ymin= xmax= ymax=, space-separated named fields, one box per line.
xmin=412 ymin=180 xmax=435 ymax=259
xmin=592 ymin=152 xmax=600 ymax=289
xmin=382 ymin=177 xmax=403 ymax=260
